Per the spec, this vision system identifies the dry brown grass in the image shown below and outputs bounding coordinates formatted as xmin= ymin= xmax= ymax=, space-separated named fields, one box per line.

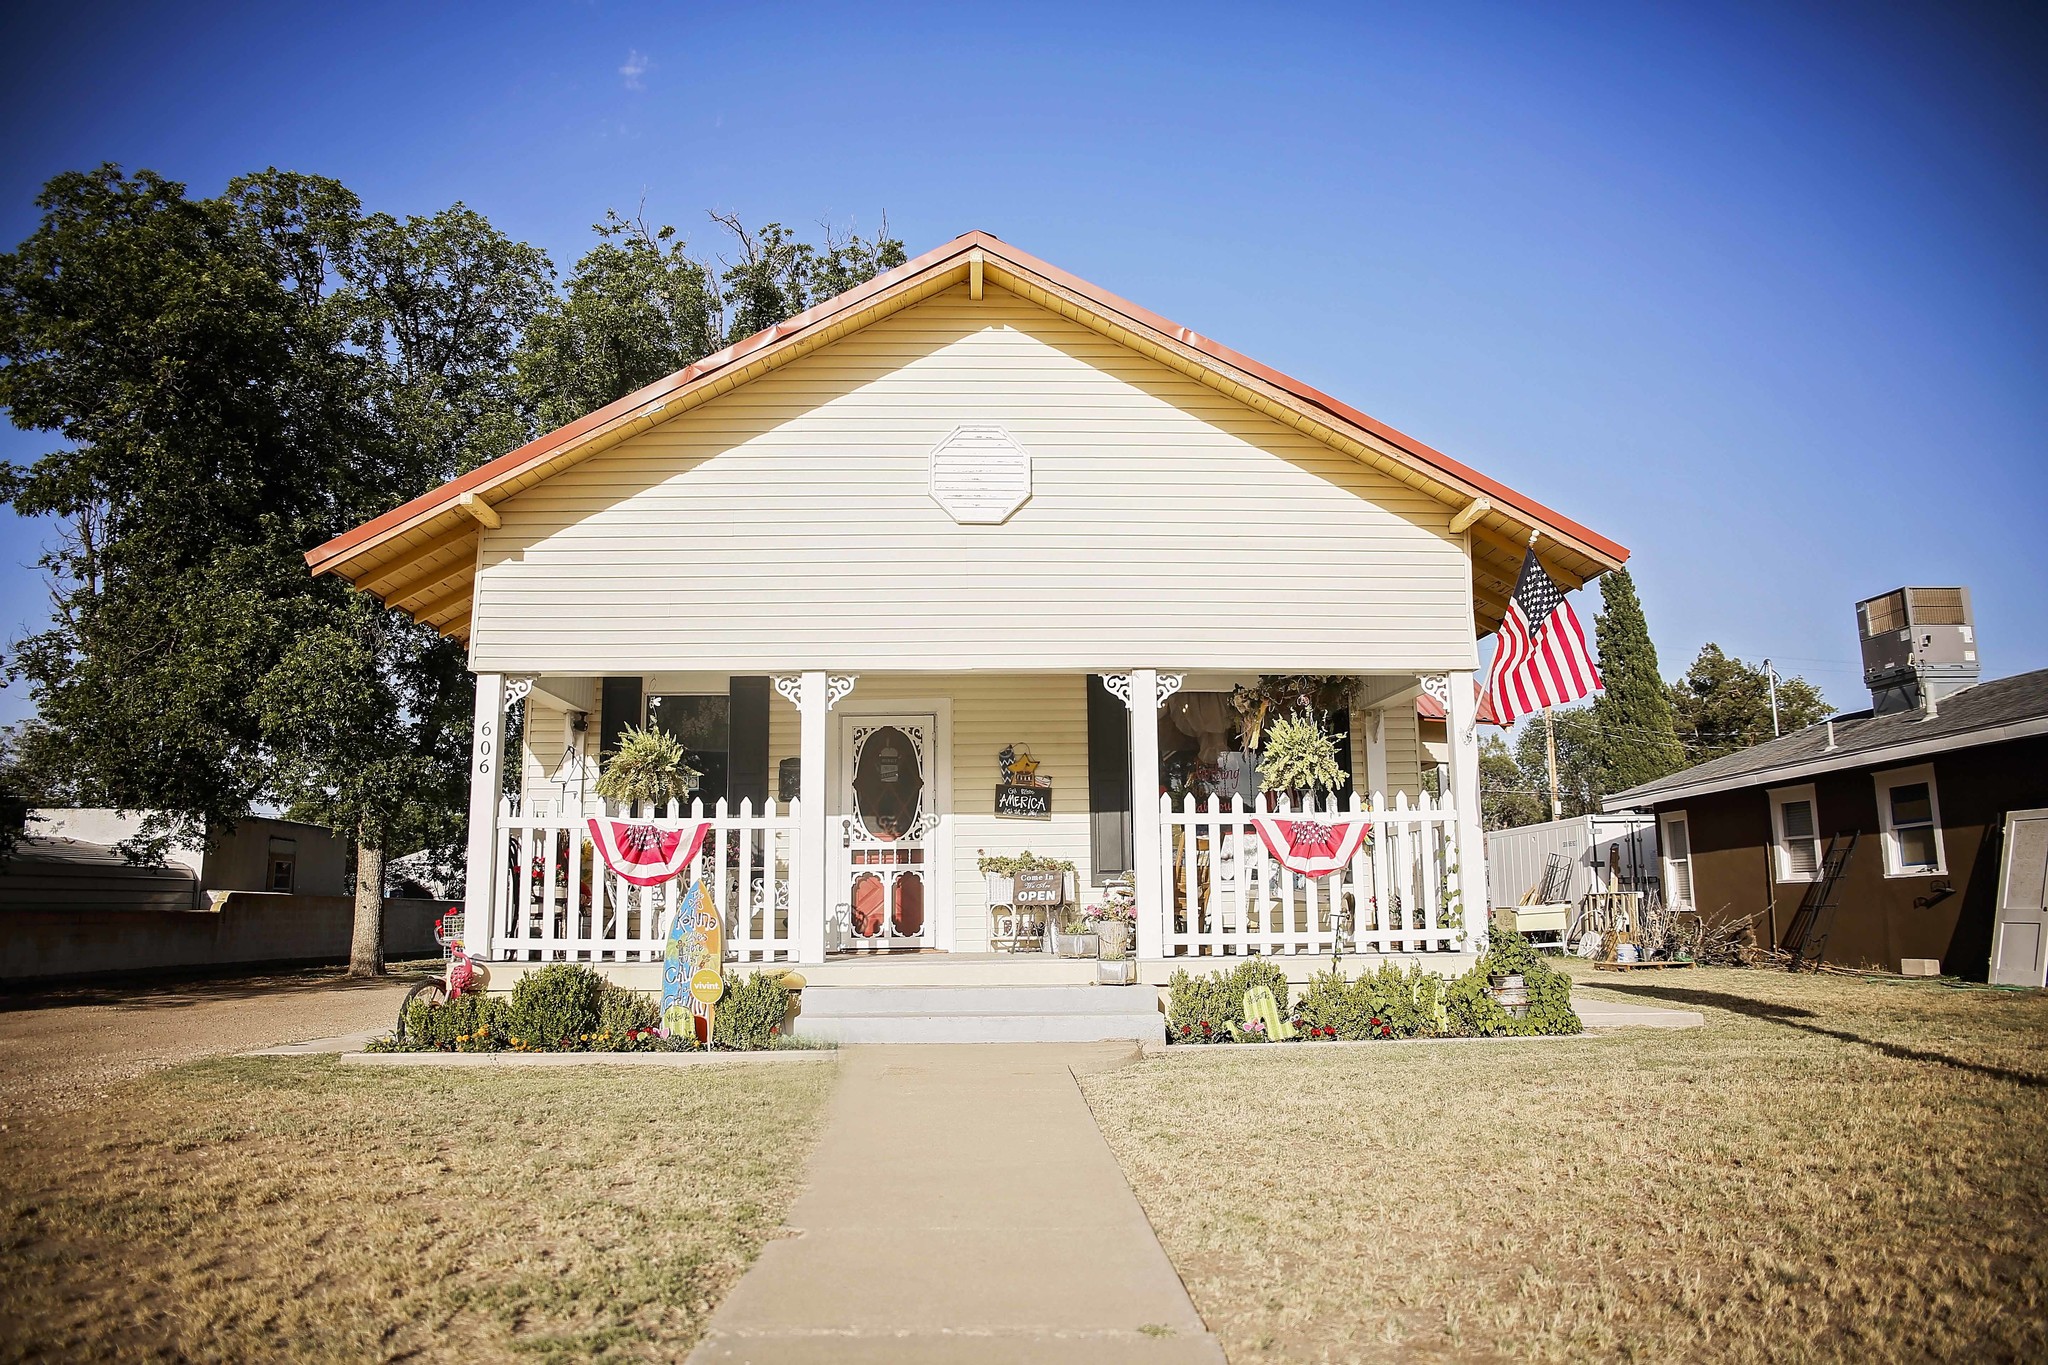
xmin=0 ymin=1057 xmax=834 ymax=1362
xmin=1082 ymin=966 xmax=2048 ymax=1364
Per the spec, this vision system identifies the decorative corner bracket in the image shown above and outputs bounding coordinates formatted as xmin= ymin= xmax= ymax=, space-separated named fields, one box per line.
xmin=504 ymin=674 xmax=539 ymax=708
xmin=1103 ymin=673 xmax=1185 ymax=711
xmin=771 ymin=674 xmax=860 ymax=710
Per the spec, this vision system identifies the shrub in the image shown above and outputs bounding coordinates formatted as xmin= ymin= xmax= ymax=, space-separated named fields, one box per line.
xmin=1166 ymin=959 xmax=1292 ymax=1044
xmin=596 ymin=982 xmax=661 ymax=1046
xmin=1290 ymin=963 xmax=1447 ymax=1041
xmin=712 ymin=970 xmax=790 ymax=1049
xmin=504 ymin=963 xmax=608 ymax=1049
xmin=388 ymin=990 xmax=504 ymax=1051
xmin=1444 ymin=934 xmax=1582 ymax=1037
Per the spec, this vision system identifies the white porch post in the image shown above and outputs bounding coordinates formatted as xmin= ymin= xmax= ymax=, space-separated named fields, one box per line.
xmin=1443 ymin=670 xmax=1489 ymax=952
xmin=1128 ymin=669 xmax=1164 ymax=960
xmin=1363 ymin=706 xmax=1390 ymax=804
xmin=795 ymin=670 xmax=830 ymax=964
xmin=463 ymin=672 xmax=507 ymax=961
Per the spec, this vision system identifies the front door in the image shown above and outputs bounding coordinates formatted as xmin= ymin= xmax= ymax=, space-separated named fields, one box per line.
xmin=837 ymin=715 xmax=938 ymax=951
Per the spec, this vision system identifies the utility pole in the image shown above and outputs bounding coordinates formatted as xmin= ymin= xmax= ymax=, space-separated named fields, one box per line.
xmin=1543 ymin=708 xmax=1562 ymax=822
xmin=1764 ymin=659 xmax=1781 ymax=737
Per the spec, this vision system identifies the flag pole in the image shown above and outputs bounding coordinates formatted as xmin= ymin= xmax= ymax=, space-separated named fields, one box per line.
xmin=1543 ymin=706 xmax=1562 ymax=822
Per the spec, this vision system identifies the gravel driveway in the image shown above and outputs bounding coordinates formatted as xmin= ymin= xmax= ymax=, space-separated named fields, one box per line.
xmin=0 ymin=967 xmax=418 ymax=1120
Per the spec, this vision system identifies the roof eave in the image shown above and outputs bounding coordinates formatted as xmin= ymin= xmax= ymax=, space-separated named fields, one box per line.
xmin=1601 ymin=714 xmax=2048 ymax=809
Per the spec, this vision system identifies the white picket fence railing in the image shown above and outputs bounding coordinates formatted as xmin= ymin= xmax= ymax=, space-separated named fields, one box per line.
xmin=1159 ymin=791 xmax=1464 ymax=958
xmin=490 ymin=797 xmax=798 ymax=964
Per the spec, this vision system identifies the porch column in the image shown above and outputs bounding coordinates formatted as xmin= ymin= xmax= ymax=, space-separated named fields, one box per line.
xmin=1363 ymin=706 xmax=1390 ymax=804
xmin=795 ymin=670 xmax=830 ymax=964
xmin=1128 ymin=669 xmax=1164 ymax=959
xmin=1442 ymin=670 xmax=1489 ymax=952
xmin=463 ymin=672 xmax=507 ymax=961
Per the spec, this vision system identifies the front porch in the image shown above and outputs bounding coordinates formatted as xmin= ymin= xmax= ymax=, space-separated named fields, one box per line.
xmin=459 ymin=668 xmax=1491 ymax=978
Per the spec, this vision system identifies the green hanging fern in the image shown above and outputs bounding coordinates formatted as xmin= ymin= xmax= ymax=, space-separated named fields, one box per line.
xmin=1256 ymin=708 xmax=1348 ymax=796
xmin=595 ymin=724 xmax=702 ymax=809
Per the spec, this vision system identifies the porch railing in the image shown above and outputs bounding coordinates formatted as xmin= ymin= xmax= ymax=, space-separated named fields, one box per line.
xmin=1159 ymin=791 xmax=1465 ymax=958
xmin=491 ymin=797 xmax=798 ymax=964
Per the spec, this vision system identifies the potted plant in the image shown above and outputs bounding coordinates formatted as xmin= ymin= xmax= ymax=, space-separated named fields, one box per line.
xmin=595 ymin=724 xmax=701 ymax=812
xmin=1053 ymin=913 xmax=1099 ymax=958
xmin=1255 ymin=707 xmax=1349 ymax=808
xmin=1484 ymin=928 xmax=1541 ymax=1018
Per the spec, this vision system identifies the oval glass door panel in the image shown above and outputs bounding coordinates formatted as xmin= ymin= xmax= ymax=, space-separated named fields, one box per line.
xmin=851 ymin=725 xmax=923 ymax=841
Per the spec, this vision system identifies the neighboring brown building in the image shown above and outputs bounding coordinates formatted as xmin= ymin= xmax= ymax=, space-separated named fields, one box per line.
xmin=1604 ymin=667 xmax=2048 ymax=978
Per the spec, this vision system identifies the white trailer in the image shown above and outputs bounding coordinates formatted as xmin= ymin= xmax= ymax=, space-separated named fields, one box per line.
xmin=1486 ymin=813 xmax=1660 ymax=909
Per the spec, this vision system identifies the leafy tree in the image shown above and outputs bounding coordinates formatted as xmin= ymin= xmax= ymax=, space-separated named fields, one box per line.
xmin=1478 ymin=734 xmax=1544 ymax=830
xmin=0 ymin=166 xmax=367 ymax=859
xmin=0 ymin=169 xmax=546 ymax=973
xmin=515 ymin=211 xmax=716 ymax=435
xmin=517 ymin=211 xmax=905 ymax=435
xmin=710 ymin=213 xmax=906 ymax=345
xmin=1513 ymin=707 xmax=1603 ymax=819
xmin=262 ymin=203 xmax=551 ymax=971
xmin=1590 ymin=567 xmax=1684 ymax=792
xmin=1669 ymin=645 xmax=1832 ymax=763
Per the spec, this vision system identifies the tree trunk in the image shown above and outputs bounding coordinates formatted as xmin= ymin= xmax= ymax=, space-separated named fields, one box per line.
xmin=349 ymin=831 xmax=385 ymax=978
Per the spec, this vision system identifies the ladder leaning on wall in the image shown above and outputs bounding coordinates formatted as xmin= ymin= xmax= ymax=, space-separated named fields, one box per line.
xmin=1782 ymin=831 xmax=1860 ymax=971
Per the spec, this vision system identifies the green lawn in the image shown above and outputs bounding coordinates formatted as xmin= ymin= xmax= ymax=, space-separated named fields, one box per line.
xmin=1082 ymin=966 xmax=2048 ymax=1364
xmin=0 ymin=1058 xmax=834 ymax=1362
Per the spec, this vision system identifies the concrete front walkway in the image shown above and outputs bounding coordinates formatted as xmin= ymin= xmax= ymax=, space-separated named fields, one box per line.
xmin=689 ymin=1043 xmax=1225 ymax=1364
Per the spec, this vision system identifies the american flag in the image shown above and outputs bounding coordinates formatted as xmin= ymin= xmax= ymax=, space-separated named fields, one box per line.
xmin=1484 ymin=548 xmax=1602 ymax=725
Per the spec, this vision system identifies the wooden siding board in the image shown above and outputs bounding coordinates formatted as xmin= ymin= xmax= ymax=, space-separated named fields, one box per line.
xmin=470 ymin=284 xmax=1473 ymax=673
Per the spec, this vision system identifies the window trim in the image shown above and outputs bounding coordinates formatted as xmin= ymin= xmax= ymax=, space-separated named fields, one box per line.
xmin=1659 ymin=810 xmax=1694 ymax=911
xmin=1767 ymin=783 xmax=1823 ymax=885
xmin=1874 ymin=762 xmax=1947 ymax=878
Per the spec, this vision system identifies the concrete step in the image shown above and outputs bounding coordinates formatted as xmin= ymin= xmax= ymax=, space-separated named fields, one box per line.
xmin=792 ymin=984 xmax=1163 ymax=1044
xmin=799 ymin=985 xmax=1159 ymax=1017
xmin=796 ymin=1012 xmax=1162 ymax=1045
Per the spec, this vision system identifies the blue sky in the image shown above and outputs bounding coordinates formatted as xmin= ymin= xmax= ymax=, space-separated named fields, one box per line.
xmin=1 ymin=1 xmax=2042 ymax=726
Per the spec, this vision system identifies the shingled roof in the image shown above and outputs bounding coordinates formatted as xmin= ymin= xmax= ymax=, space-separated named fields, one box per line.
xmin=1603 ymin=668 xmax=2048 ymax=809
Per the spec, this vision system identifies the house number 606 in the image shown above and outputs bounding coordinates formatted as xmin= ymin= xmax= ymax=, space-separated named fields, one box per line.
xmin=476 ymin=719 xmax=495 ymax=777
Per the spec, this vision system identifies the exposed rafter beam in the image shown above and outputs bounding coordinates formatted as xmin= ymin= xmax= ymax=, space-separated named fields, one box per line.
xmin=357 ymin=523 xmax=477 ymax=597
xmin=403 ymin=577 xmax=472 ymax=622
xmin=1448 ymin=496 xmax=1491 ymax=534
xmin=458 ymin=491 xmax=501 ymax=529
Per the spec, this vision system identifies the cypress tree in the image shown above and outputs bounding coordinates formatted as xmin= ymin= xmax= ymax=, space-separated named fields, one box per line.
xmin=1591 ymin=568 xmax=1686 ymax=792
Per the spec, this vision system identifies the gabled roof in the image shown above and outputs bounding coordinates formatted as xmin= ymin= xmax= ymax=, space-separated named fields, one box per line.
xmin=1603 ymin=668 xmax=2048 ymax=809
xmin=306 ymin=231 xmax=1627 ymax=642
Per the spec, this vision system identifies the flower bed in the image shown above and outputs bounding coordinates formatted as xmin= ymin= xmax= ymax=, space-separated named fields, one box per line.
xmin=1164 ymin=931 xmax=1580 ymax=1044
xmin=364 ymin=963 xmax=804 ymax=1054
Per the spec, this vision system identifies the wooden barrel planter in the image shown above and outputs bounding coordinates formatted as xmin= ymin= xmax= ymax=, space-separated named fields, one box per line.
xmin=1488 ymin=972 xmax=1531 ymax=1018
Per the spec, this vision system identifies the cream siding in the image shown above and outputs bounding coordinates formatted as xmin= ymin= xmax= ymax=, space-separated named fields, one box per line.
xmin=1382 ymin=703 xmax=1425 ymax=800
xmin=470 ymin=283 xmax=1473 ymax=675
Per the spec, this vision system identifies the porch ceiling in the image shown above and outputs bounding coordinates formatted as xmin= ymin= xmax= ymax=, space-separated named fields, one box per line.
xmin=310 ymin=232 xmax=1626 ymax=644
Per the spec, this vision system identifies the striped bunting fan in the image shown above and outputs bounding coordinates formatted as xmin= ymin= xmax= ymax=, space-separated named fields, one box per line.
xmin=1484 ymin=548 xmax=1603 ymax=726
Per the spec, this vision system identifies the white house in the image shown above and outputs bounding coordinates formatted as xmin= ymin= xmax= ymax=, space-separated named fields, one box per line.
xmin=306 ymin=232 xmax=1627 ymax=983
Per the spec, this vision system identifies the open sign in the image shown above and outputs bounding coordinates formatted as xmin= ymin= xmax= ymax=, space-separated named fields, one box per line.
xmin=1012 ymin=869 xmax=1065 ymax=906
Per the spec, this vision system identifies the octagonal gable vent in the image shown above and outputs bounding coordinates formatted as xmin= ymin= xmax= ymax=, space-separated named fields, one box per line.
xmin=929 ymin=424 xmax=1031 ymax=525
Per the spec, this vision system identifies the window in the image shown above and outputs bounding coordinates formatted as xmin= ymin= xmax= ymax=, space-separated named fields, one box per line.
xmin=645 ymin=694 xmax=730 ymax=806
xmin=1875 ymin=764 xmax=1946 ymax=877
xmin=267 ymin=836 xmax=297 ymax=893
xmin=1768 ymin=785 xmax=1822 ymax=884
xmin=1660 ymin=811 xmax=1694 ymax=910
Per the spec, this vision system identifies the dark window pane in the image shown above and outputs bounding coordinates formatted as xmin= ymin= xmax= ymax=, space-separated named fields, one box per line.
xmin=1889 ymin=782 xmax=1932 ymax=826
xmin=1897 ymin=825 xmax=1938 ymax=869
